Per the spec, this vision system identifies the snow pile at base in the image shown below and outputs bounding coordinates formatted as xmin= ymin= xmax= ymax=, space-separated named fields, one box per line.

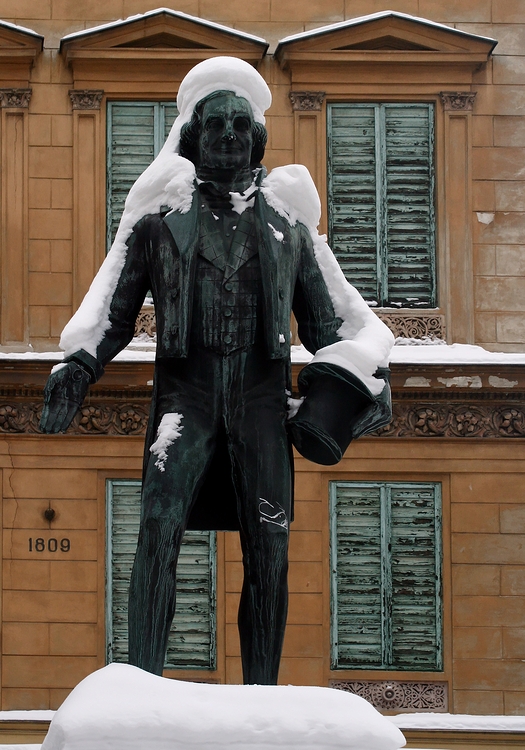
xmin=40 ymin=664 xmax=406 ymax=750
xmin=388 ymin=713 xmax=525 ymax=732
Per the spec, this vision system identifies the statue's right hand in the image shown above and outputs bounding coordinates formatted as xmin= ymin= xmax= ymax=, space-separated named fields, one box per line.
xmin=39 ymin=362 xmax=91 ymax=434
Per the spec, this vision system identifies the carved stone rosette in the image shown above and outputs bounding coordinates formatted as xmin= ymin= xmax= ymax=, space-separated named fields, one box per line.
xmin=376 ymin=313 xmax=446 ymax=340
xmin=0 ymin=88 xmax=32 ymax=108
xmin=289 ymin=91 xmax=325 ymax=111
xmin=439 ymin=91 xmax=477 ymax=111
xmin=134 ymin=307 xmax=156 ymax=338
xmin=69 ymin=89 xmax=104 ymax=110
xmin=330 ymin=680 xmax=447 ymax=711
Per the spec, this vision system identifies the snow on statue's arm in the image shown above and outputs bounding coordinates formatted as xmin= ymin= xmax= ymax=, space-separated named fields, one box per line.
xmin=261 ymin=164 xmax=394 ymax=394
xmin=59 ymin=154 xmax=195 ymax=369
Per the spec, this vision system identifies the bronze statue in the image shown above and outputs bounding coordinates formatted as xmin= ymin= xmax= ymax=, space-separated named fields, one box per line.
xmin=40 ymin=58 xmax=393 ymax=684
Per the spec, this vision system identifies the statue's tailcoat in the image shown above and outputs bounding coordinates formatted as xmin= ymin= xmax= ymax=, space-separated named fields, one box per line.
xmin=91 ymin=187 xmax=343 ymax=530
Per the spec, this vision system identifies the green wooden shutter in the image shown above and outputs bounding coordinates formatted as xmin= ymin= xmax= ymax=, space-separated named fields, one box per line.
xmin=389 ymin=484 xmax=443 ymax=669
xmin=384 ymin=105 xmax=436 ymax=307
xmin=162 ymin=103 xmax=178 ymax=142
xmin=330 ymin=481 xmax=442 ymax=671
xmin=327 ymin=105 xmax=379 ymax=302
xmin=327 ymin=103 xmax=436 ymax=308
xmin=106 ymin=102 xmax=178 ymax=250
xmin=106 ymin=480 xmax=216 ymax=670
xmin=330 ymin=483 xmax=383 ymax=667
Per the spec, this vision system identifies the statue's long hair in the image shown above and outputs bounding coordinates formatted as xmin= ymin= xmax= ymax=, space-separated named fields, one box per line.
xmin=179 ymin=90 xmax=267 ymax=167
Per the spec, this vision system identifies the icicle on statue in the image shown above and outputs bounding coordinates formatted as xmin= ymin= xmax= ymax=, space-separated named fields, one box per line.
xmin=40 ymin=57 xmax=394 ymax=684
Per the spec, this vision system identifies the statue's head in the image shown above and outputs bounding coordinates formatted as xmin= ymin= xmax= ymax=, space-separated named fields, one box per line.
xmin=179 ymin=90 xmax=267 ymax=171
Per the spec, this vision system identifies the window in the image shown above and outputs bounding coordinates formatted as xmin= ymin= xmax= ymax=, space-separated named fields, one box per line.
xmin=106 ymin=102 xmax=178 ymax=250
xmin=106 ymin=480 xmax=216 ymax=670
xmin=327 ymin=103 xmax=436 ymax=308
xmin=330 ymin=481 xmax=442 ymax=671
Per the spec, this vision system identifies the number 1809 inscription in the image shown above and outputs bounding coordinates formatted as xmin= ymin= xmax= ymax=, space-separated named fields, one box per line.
xmin=28 ymin=538 xmax=71 ymax=553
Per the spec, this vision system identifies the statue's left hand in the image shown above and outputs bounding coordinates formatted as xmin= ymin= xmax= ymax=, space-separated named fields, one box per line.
xmin=40 ymin=362 xmax=91 ymax=434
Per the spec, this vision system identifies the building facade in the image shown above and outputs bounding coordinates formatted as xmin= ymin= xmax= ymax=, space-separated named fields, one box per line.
xmin=0 ymin=0 xmax=525 ymax=717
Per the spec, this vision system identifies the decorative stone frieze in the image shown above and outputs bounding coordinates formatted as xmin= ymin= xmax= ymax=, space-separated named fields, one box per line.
xmin=375 ymin=313 xmax=445 ymax=340
xmin=289 ymin=91 xmax=325 ymax=111
xmin=0 ymin=88 xmax=32 ymax=108
xmin=330 ymin=680 xmax=448 ymax=711
xmin=2 ymin=391 xmax=524 ymax=438
xmin=69 ymin=89 xmax=104 ymax=110
xmin=374 ymin=401 xmax=525 ymax=439
xmin=0 ymin=399 xmax=150 ymax=436
xmin=439 ymin=91 xmax=477 ymax=111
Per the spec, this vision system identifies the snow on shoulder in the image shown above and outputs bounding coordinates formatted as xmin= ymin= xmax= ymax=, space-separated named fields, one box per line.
xmin=40 ymin=663 xmax=406 ymax=750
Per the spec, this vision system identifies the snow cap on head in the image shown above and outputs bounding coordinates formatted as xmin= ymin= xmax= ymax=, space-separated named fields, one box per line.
xmin=176 ymin=56 xmax=271 ymax=126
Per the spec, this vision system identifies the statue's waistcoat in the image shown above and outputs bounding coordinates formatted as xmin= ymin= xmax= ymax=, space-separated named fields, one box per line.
xmin=159 ymin=182 xmax=300 ymax=361
xmin=191 ymin=203 xmax=262 ymax=354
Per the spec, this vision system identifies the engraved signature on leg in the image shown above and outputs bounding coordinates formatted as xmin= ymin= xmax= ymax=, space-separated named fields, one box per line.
xmin=258 ymin=497 xmax=288 ymax=529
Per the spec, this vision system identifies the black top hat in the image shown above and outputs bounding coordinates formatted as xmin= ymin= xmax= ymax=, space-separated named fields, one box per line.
xmin=287 ymin=362 xmax=392 ymax=465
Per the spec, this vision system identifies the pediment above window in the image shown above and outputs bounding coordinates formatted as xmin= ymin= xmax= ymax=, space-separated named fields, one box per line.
xmin=0 ymin=19 xmax=43 ymax=85
xmin=60 ymin=8 xmax=268 ymax=74
xmin=275 ymin=11 xmax=496 ymax=80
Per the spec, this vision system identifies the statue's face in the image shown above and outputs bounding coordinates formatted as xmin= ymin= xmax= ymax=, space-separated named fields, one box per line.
xmin=198 ymin=93 xmax=254 ymax=172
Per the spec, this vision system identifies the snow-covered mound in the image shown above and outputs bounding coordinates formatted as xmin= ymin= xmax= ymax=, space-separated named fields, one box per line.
xmin=41 ymin=664 xmax=406 ymax=750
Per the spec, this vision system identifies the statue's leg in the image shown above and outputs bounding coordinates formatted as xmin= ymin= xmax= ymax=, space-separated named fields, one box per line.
xmin=128 ymin=401 xmax=216 ymax=675
xmin=229 ymin=371 xmax=292 ymax=685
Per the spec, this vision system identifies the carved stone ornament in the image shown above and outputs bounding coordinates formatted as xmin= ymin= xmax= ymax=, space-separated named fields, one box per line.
xmin=0 ymin=398 xmax=149 ymax=436
xmin=289 ymin=91 xmax=325 ymax=111
xmin=2 ymin=391 xmax=524 ymax=438
xmin=376 ymin=313 xmax=445 ymax=341
xmin=373 ymin=400 xmax=525 ymax=439
xmin=439 ymin=91 xmax=477 ymax=111
xmin=330 ymin=680 xmax=448 ymax=711
xmin=134 ymin=307 xmax=156 ymax=338
xmin=0 ymin=88 xmax=32 ymax=108
xmin=69 ymin=90 xmax=104 ymax=110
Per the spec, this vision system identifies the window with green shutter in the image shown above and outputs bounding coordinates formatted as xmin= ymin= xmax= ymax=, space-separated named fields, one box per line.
xmin=106 ymin=102 xmax=178 ymax=250
xmin=330 ymin=481 xmax=442 ymax=671
xmin=327 ymin=103 xmax=436 ymax=308
xmin=106 ymin=480 xmax=216 ymax=670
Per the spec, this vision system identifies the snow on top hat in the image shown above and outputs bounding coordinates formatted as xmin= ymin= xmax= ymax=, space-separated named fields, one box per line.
xmin=176 ymin=56 xmax=272 ymax=126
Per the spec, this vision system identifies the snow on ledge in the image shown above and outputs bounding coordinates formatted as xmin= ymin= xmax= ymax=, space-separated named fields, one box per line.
xmin=389 ymin=343 xmax=525 ymax=366
xmin=0 ymin=19 xmax=44 ymax=39
xmin=0 ymin=710 xmax=55 ymax=721
xmin=388 ymin=713 xmax=525 ymax=732
xmin=276 ymin=10 xmax=497 ymax=48
xmin=60 ymin=8 xmax=268 ymax=46
xmin=1 ymin=343 xmax=525 ymax=368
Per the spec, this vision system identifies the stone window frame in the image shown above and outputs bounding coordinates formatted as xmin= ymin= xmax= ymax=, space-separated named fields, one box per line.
xmin=276 ymin=12 xmax=496 ymax=344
